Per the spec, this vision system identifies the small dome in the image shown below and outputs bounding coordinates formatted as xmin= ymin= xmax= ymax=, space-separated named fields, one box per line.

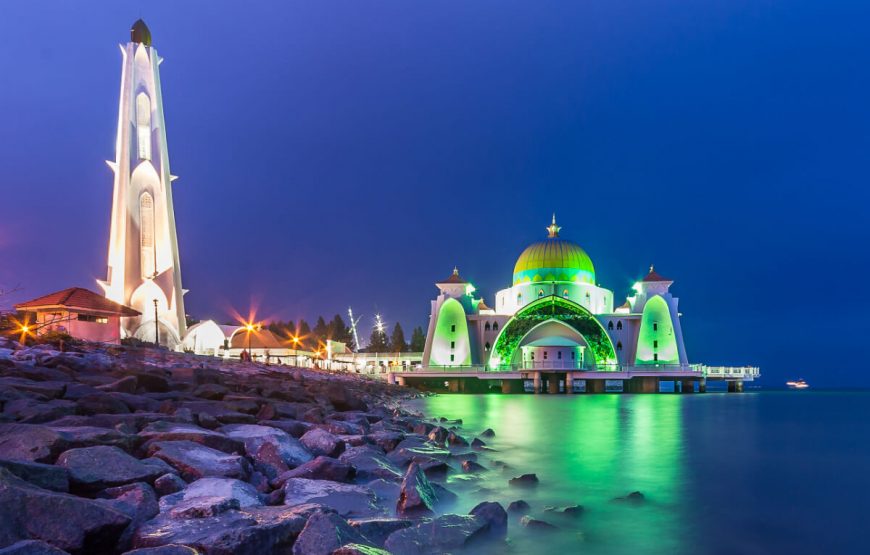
xmin=513 ymin=216 xmax=595 ymax=285
xmin=131 ymin=19 xmax=152 ymax=46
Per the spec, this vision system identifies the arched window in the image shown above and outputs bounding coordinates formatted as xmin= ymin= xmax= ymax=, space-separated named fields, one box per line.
xmin=492 ymin=322 xmax=498 ymax=331
xmin=485 ymin=342 xmax=490 ymax=351
xmin=538 ymin=289 xmax=545 ymax=298
xmin=484 ymin=322 xmax=491 ymax=331
xmin=563 ymin=289 xmax=569 ymax=297
xmin=616 ymin=321 xmax=623 ymax=331
xmin=617 ymin=341 xmax=623 ymax=351
xmin=517 ymin=293 xmax=523 ymax=304
xmin=136 ymin=93 xmax=152 ymax=160
xmin=585 ymin=292 xmax=591 ymax=304
xmin=653 ymin=322 xmax=658 ymax=332
xmin=139 ymin=192 xmax=155 ymax=278
xmin=608 ymin=321 xmax=614 ymax=330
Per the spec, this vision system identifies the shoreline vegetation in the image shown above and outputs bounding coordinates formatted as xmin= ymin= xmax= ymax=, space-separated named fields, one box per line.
xmin=0 ymin=336 xmax=533 ymax=554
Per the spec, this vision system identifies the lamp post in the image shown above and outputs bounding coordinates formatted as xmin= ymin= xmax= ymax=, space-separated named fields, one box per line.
xmin=245 ymin=323 xmax=257 ymax=362
xmin=153 ymin=299 xmax=159 ymax=346
xmin=292 ymin=336 xmax=300 ymax=367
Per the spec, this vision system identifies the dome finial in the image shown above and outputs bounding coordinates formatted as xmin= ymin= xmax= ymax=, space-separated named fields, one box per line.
xmin=546 ymin=214 xmax=561 ymax=238
xmin=131 ymin=19 xmax=152 ymax=46
xmin=453 ymin=266 xmax=459 ymax=276
xmin=650 ymin=264 xmax=654 ymax=272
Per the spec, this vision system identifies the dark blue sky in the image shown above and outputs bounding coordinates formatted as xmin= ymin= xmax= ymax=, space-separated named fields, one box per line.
xmin=1 ymin=1 xmax=868 ymax=386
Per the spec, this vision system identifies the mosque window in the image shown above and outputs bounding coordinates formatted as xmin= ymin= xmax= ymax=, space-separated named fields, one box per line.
xmin=653 ymin=340 xmax=658 ymax=349
xmin=485 ymin=342 xmax=490 ymax=351
xmin=450 ymin=354 xmax=455 ymax=362
xmin=617 ymin=341 xmax=623 ymax=351
xmin=585 ymin=293 xmax=591 ymax=304
xmin=543 ymin=351 xmax=548 ymax=360
xmin=617 ymin=321 xmax=623 ymax=331
xmin=451 ymin=324 xmax=456 ymax=333
xmin=485 ymin=322 xmax=491 ymax=331
xmin=492 ymin=322 xmax=499 ymax=331
xmin=136 ymin=92 xmax=152 ymax=160
xmin=557 ymin=351 xmax=562 ymax=360
xmin=140 ymin=192 xmax=155 ymax=278
xmin=530 ymin=352 xmax=535 ymax=360
xmin=608 ymin=321 xmax=614 ymax=330
xmin=517 ymin=293 xmax=523 ymax=304
xmin=654 ymin=353 xmax=659 ymax=362
xmin=571 ymin=351 xmax=575 ymax=359
xmin=653 ymin=322 xmax=658 ymax=332
xmin=450 ymin=341 xmax=455 ymax=349
xmin=563 ymin=289 xmax=569 ymax=297
xmin=538 ymin=289 xmax=544 ymax=298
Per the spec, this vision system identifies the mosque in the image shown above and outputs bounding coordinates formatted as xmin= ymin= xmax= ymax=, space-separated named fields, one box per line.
xmin=416 ymin=216 xmax=758 ymax=392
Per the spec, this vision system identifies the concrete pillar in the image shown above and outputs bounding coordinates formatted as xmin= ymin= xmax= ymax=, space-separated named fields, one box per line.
xmin=396 ymin=376 xmax=406 ymax=387
xmin=699 ymin=379 xmax=707 ymax=393
xmin=386 ymin=373 xmax=396 ymax=385
xmin=588 ymin=379 xmax=604 ymax=393
xmin=533 ymin=372 xmax=541 ymax=394
xmin=727 ymin=380 xmax=744 ymax=393
xmin=448 ymin=379 xmax=461 ymax=393
xmin=501 ymin=380 xmax=512 ymax=394
xmin=565 ymin=372 xmax=574 ymax=394
xmin=681 ymin=379 xmax=695 ymax=393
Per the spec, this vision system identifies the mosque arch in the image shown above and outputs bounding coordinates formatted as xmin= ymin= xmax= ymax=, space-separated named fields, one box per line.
xmin=429 ymin=298 xmax=471 ymax=366
xmin=488 ymin=295 xmax=616 ymax=370
xmin=635 ymin=295 xmax=679 ymax=364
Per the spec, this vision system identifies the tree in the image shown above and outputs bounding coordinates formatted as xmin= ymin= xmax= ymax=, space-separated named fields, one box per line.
xmin=312 ymin=316 xmax=328 ymax=348
xmin=390 ymin=322 xmax=407 ymax=353
xmin=328 ymin=314 xmax=353 ymax=350
xmin=410 ymin=326 xmax=426 ymax=352
xmin=368 ymin=325 xmax=389 ymax=353
xmin=296 ymin=319 xmax=312 ymax=350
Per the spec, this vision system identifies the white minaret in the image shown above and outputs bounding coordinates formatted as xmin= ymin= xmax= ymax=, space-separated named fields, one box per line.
xmin=99 ymin=20 xmax=186 ymax=348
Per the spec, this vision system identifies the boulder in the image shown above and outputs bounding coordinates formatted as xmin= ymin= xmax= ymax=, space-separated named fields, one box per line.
xmin=251 ymin=442 xmax=289 ymax=480
xmin=0 ymin=459 xmax=69 ymax=492
xmin=56 ymin=446 xmax=163 ymax=492
xmin=426 ymin=427 xmax=447 ymax=444
xmin=0 ymin=540 xmax=69 ymax=555
xmin=349 ymin=518 xmax=413 ymax=548
xmin=300 ymin=428 xmax=344 ymax=457
xmin=468 ymin=501 xmax=508 ymax=539
xmin=153 ymin=473 xmax=186 ymax=496
xmin=291 ymin=510 xmax=367 ymax=555
xmin=323 ymin=383 xmax=367 ymax=412
xmin=258 ymin=419 xmax=312 ymax=438
xmin=545 ymin=504 xmax=584 ymax=517
xmin=507 ymin=500 xmax=530 ymax=514
xmin=461 ymin=460 xmax=487 ymax=473
xmin=0 ymin=467 xmax=130 ymax=553
xmin=159 ymin=477 xmax=262 ymax=513
xmin=169 ymin=496 xmax=241 ymax=519
xmin=445 ymin=431 xmax=468 ymax=447
xmin=519 ymin=515 xmax=558 ymax=531
xmin=470 ymin=438 xmax=486 ymax=450
xmin=146 ymin=440 xmax=250 ymax=481
xmin=96 ymin=482 xmax=160 ymax=551
xmin=365 ymin=431 xmax=404 ymax=452
xmin=282 ymin=478 xmax=379 ymax=518
xmin=220 ymin=424 xmax=312 ymax=467
xmin=51 ymin=426 xmax=140 ymax=452
xmin=332 ymin=544 xmax=391 ymax=555
xmin=192 ymin=383 xmax=228 ymax=400
xmin=340 ymin=446 xmax=401 ymax=481
xmin=96 ymin=376 xmax=138 ymax=394
xmin=14 ymin=399 xmax=77 ymax=424
xmin=396 ymin=462 xmax=437 ymax=517
xmin=0 ymin=423 xmax=70 ymax=463
xmin=612 ymin=491 xmax=645 ymax=505
xmin=383 ymin=513 xmax=500 ymax=555
xmin=139 ymin=422 xmax=245 ymax=454
xmin=76 ymin=393 xmax=130 ymax=415
xmin=273 ymin=456 xmax=354 ymax=486
xmin=508 ymin=473 xmax=539 ymax=487
xmin=131 ymin=504 xmax=318 ymax=554
xmin=479 ymin=428 xmax=496 ymax=438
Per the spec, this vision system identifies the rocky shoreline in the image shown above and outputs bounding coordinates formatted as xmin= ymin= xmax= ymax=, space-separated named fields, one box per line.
xmin=0 ymin=338 xmax=516 ymax=555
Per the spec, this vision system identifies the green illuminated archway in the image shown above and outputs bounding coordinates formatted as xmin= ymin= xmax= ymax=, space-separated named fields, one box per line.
xmin=488 ymin=296 xmax=617 ymax=370
xmin=635 ymin=295 xmax=679 ymax=364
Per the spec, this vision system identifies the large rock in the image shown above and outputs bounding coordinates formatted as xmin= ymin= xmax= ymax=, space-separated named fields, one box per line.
xmin=349 ymin=518 xmax=413 ymax=548
xmin=153 ymin=473 xmax=186 ymax=496
xmin=282 ymin=478 xmax=379 ymax=518
xmin=51 ymin=426 xmax=140 ymax=452
xmin=0 ymin=423 xmax=70 ymax=463
xmin=291 ymin=510 xmax=367 ymax=555
xmin=383 ymin=513 xmax=501 ymax=555
xmin=508 ymin=473 xmax=539 ymax=487
xmin=299 ymin=428 xmax=343 ymax=458
xmin=96 ymin=482 xmax=160 ymax=551
xmin=11 ymin=399 xmax=77 ymax=424
xmin=0 ymin=540 xmax=69 ymax=554
xmin=96 ymin=376 xmax=138 ymax=394
xmin=365 ymin=431 xmax=404 ymax=452
xmin=146 ymin=440 xmax=250 ymax=481
xmin=131 ymin=504 xmax=318 ymax=554
xmin=339 ymin=446 xmax=401 ymax=481
xmin=323 ymin=383 xmax=367 ymax=412
xmin=220 ymin=424 xmax=312 ymax=467
xmin=76 ymin=393 xmax=131 ymax=415
xmin=0 ymin=467 xmax=130 ymax=553
xmin=0 ymin=459 xmax=69 ymax=492
xmin=258 ymin=419 xmax=312 ymax=438
xmin=159 ymin=478 xmax=262 ymax=513
xmin=56 ymin=446 xmax=163 ymax=492
xmin=469 ymin=501 xmax=508 ymax=539
xmin=396 ymin=462 xmax=437 ymax=516
xmin=273 ymin=456 xmax=354 ymax=485
xmin=139 ymin=422 xmax=245 ymax=454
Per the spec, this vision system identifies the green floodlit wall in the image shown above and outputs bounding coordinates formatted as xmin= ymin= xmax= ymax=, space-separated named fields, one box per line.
xmin=488 ymin=295 xmax=616 ymax=370
xmin=430 ymin=297 xmax=472 ymax=366
xmin=635 ymin=295 xmax=679 ymax=365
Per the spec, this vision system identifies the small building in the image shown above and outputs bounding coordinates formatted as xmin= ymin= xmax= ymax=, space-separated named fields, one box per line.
xmin=182 ymin=320 xmax=239 ymax=356
xmin=15 ymin=287 xmax=140 ymax=344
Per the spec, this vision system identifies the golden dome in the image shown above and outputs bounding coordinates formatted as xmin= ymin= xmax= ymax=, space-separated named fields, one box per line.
xmin=512 ymin=216 xmax=595 ymax=285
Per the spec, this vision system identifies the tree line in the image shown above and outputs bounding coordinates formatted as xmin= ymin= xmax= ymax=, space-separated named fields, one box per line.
xmin=261 ymin=314 xmax=425 ymax=353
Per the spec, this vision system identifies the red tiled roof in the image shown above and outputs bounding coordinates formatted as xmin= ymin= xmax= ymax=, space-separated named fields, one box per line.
xmin=438 ymin=267 xmax=468 ymax=284
xmin=16 ymin=287 xmax=140 ymax=317
xmin=642 ymin=265 xmax=671 ymax=283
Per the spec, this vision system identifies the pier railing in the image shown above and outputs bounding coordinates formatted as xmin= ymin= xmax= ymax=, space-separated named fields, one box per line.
xmin=699 ymin=365 xmax=761 ymax=379
xmin=403 ymin=363 xmax=759 ymax=380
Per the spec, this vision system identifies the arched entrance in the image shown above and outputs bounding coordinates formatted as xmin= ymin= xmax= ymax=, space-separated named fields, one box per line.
xmin=488 ymin=295 xmax=617 ymax=370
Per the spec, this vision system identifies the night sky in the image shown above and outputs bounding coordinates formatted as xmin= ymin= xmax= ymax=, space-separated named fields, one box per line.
xmin=2 ymin=1 xmax=868 ymax=386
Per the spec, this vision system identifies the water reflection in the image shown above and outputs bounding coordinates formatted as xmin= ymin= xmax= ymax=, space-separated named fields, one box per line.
xmin=415 ymin=394 xmax=687 ymax=554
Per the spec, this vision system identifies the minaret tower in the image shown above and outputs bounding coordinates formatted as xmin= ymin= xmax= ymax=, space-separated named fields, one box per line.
xmin=99 ymin=20 xmax=187 ymax=347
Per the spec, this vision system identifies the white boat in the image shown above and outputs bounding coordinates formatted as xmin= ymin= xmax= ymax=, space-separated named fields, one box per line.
xmin=786 ymin=379 xmax=809 ymax=390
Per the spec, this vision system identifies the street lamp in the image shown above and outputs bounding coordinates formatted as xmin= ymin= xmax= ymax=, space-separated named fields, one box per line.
xmin=245 ymin=323 xmax=259 ymax=362
xmin=153 ymin=299 xmax=159 ymax=346
xmin=291 ymin=335 xmax=300 ymax=367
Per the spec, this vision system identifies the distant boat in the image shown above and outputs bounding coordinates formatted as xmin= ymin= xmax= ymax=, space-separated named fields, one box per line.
xmin=786 ymin=379 xmax=809 ymax=390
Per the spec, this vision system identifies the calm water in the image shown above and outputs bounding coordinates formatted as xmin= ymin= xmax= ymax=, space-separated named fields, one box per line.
xmin=410 ymin=392 xmax=870 ymax=555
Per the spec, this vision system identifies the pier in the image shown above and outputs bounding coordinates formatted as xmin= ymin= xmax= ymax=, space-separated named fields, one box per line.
xmin=386 ymin=364 xmax=760 ymax=394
